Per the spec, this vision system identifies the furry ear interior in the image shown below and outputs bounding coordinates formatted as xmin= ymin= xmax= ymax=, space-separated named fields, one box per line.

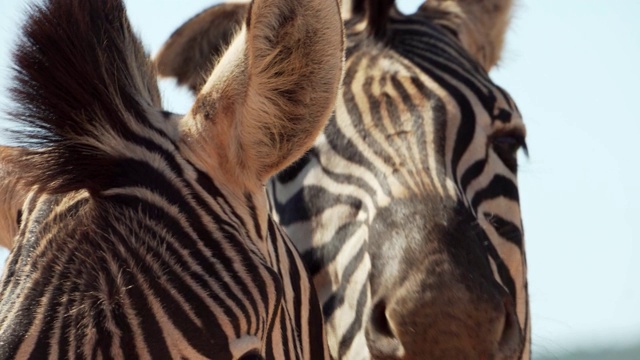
xmin=184 ymin=0 xmax=344 ymax=187
xmin=154 ymin=3 xmax=249 ymax=93
xmin=419 ymin=0 xmax=514 ymax=71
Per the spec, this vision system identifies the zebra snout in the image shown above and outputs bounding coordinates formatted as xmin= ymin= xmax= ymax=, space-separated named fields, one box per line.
xmin=370 ymin=283 xmax=524 ymax=360
xmin=494 ymin=295 xmax=524 ymax=360
xmin=366 ymin=300 xmax=405 ymax=359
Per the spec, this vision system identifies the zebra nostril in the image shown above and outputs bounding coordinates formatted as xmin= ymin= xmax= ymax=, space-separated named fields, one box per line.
xmin=497 ymin=297 xmax=523 ymax=357
xmin=366 ymin=301 xmax=405 ymax=359
xmin=371 ymin=301 xmax=394 ymax=338
xmin=238 ymin=351 xmax=264 ymax=360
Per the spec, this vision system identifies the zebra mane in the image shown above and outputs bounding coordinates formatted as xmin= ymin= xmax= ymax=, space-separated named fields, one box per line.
xmin=8 ymin=0 xmax=162 ymax=195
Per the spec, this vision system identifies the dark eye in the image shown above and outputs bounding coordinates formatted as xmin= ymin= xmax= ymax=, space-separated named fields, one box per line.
xmin=491 ymin=133 xmax=528 ymax=172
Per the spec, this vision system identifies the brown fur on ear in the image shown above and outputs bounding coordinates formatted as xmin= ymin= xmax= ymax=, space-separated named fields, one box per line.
xmin=154 ymin=3 xmax=249 ymax=94
xmin=182 ymin=0 xmax=344 ymax=188
xmin=419 ymin=0 xmax=514 ymax=71
xmin=0 ymin=146 xmax=28 ymax=249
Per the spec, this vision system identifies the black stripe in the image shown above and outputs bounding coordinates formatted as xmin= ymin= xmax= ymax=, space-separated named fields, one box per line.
xmin=322 ymin=245 xmax=366 ymax=319
xmin=27 ymin=246 xmax=77 ymax=359
xmin=246 ymin=193 xmax=264 ymax=246
xmin=105 ymin=248 xmax=165 ymax=358
xmin=460 ymin=159 xmax=486 ymax=191
xmin=71 ymin=285 xmax=86 ymax=358
xmin=277 ymin=151 xmax=312 ymax=183
xmin=98 ymin=255 xmax=137 ymax=359
xmin=470 ymin=174 xmax=520 ymax=213
xmin=56 ymin=273 xmax=78 ymax=359
xmin=302 ymin=220 xmax=365 ymax=277
xmin=337 ymin=280 xmax=369 ymax=358
xmin=282 ymin=230 xmax=304 ymax=353
xmin=483 ymin=213 xmax=524 ymax=248
xmin=277 ymin=185 xmax=364 ymax=228
xmin=305 ymin=273 xmax=327 ymax=360
xmin=274 ymin=188 xmax=311 ymax=226
xmin=118 ymin=127 xmax=184 ymax=176
xmin=483 ymin=238 xmax=517 ymax=304
xmin=280 ymin=307 xmax=293 ymax=360
xmin=92 ymin=300 xmax=112 ymax=360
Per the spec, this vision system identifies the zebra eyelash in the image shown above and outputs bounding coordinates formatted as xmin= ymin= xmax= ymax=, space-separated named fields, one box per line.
xmin=491 ymin=132 xmax=528 ymax=156
xmin=490 ymin=132 xmax=528 ymax=172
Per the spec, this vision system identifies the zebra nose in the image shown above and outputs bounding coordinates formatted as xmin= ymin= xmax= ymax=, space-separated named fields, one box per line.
xmin=373 ymin=288 xmax=524 ymax=359
xmin=366 ymin=301 xmax=405 ymax=359
xmin=495 ymin=296 xmax=523 ymax=359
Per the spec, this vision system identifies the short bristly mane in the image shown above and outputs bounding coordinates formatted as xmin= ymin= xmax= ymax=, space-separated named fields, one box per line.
xmin=9 ymin=0 xmax=163 ymax=195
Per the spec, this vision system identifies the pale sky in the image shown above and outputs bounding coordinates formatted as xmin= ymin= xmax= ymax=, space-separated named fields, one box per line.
xmin=0 ymin=1 xmax=638 ymax=358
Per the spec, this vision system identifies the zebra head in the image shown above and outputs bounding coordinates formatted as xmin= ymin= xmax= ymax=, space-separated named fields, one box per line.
xmin=155 ymin=0 xmax=530 ymax=359
xmin=0 ymin=0 xmax=343 ymax=358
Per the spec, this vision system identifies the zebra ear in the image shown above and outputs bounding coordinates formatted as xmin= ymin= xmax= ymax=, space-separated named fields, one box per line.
xmin=154 ymin=3 xmax=249 ymax=94
xmin=419 ymin=0 xmax=514 ymax=71
xmin=0 ymin=146 xmax=28 ymax=249
xmin=187 ymin=0 xmax=344 ymax=185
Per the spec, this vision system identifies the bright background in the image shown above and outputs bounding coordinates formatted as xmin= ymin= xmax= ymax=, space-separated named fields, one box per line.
xmin=0 ymin=1 xmax=638 ymax=358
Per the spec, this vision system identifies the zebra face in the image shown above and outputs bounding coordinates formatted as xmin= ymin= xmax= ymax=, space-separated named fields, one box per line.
xmin=305 ymin=7 xmax=529 ymax=357
xmin=292 ymin=25 xmax=529 ymax=356
xmin=0 ymin=0 xmax=343 ymax=358
xmin=313 ymin=2 xmax=529 ymax=358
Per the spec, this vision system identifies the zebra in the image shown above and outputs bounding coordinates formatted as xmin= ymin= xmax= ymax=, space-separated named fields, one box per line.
xmin=155 ymin=0 xmax=530 ymax=359
xmin=0 ymin=0 xmax=343 ymax=358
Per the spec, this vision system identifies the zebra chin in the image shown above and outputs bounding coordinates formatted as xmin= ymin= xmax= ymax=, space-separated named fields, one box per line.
xmin=363 ymin=199 xmax=525 ymax=360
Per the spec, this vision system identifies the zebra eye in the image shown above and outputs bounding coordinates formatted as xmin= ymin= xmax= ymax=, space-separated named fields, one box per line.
xmin=491 ymin=133 xmax=527 ymax=172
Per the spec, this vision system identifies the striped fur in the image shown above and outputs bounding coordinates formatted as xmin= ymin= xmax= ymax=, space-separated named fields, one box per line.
xmin=155 ymin=0 xmax=530 ymax=359
xmin=0 ymin=0 xmax=343 ymax=358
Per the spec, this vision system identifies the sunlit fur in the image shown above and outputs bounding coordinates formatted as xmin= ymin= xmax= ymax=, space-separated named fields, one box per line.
xmin=155 ymin=0 xmax=530 ymax=359
xmin=0 ymin=0 xmax=343 ymax=358
xmin=0 ymin=147 xmax=27 ymax=249
xmin=420 ymin=0 xmax=514 ymax=71
xmin=155 ymin=3 xmax=249 ymax=93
